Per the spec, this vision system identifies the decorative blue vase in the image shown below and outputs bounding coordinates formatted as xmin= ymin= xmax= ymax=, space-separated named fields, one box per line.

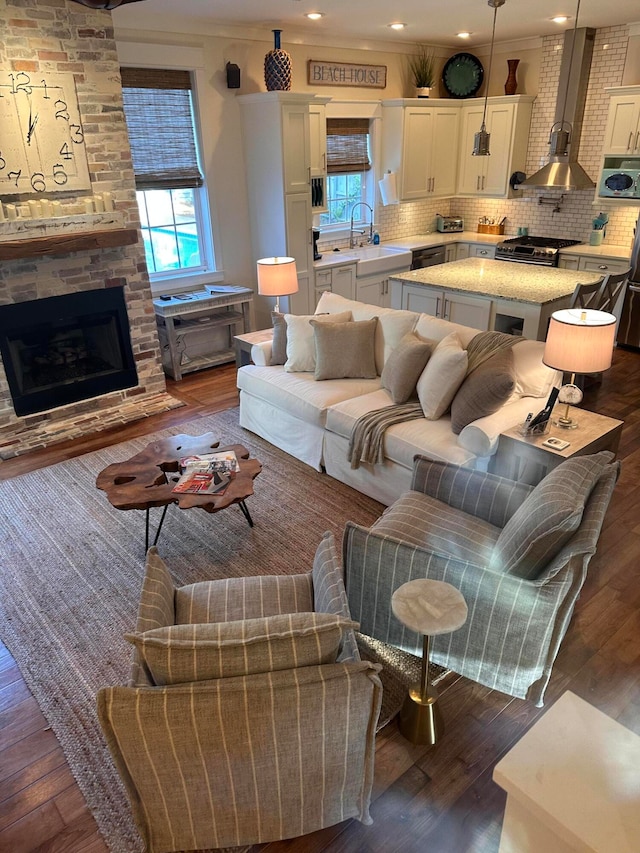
xmin=264 ymin=29 xmax=292 ymax=92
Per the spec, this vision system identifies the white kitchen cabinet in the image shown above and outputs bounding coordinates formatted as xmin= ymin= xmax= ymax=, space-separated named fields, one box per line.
xmin=314 ymin=263 xmax=356 ymax=305
xmin=558 ymin=253 xmax=629 ymax=275
xmin=455 ymin=243 xmax=471 ymax=260
xmin=602 ymin=86 xmax=640 ymax=155
xmin=457 ymin=96 xmax=534 ymax=197
xmin=356 ymin=272 xmax=394 ymax=308
xmin=469 ymin=243 xmax=496 ymax=259
xmin=239 ymin=92 xmax=328 ymax=324
xmin=381 ymin=100 xmax=460 ymax=200
xmin=400 ymin=283 xmax=491 ymax=329
xmin=445 ymin=245 xmax=457 ymax=263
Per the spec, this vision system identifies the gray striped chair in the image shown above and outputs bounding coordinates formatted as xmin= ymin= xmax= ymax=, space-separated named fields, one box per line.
xmin=97 ymin=533 xmax=382 ymax=853
xmin=344 ymin=452 xmax=619 ymax=707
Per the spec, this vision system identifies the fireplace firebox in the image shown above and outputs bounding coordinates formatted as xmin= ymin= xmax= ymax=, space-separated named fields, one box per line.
xmin=0 ymin=287 xmax=138 ymax=417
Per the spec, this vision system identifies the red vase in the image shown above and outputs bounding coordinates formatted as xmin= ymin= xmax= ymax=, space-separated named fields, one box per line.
xmin=505 ymin=59 xmax=519 ymax=95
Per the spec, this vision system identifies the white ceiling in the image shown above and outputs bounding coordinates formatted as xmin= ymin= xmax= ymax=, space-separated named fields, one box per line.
xmin=112 ymin=0 xmax=640 ymax=49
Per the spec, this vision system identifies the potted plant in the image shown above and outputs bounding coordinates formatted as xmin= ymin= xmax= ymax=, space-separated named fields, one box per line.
xmin=408 ymin=46 xmax=436 ymax=97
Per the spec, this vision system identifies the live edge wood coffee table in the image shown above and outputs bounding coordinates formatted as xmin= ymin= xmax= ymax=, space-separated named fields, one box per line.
xmin=96 ymin=433 xmax=262 ymax=550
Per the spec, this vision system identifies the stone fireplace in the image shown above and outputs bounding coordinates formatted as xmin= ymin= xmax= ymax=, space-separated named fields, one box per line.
xmin=0 ymin=2 xmax=180 ymax=459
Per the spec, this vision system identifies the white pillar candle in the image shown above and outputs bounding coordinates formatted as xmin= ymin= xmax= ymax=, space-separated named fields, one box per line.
xmin=51 ymin=200 xmax=62 ymax=217
xmin=0 ymin=202 xmax=4 ymax=222
xmin=40 ymin=199 xmax=52 ymax=218
xmin=93 ymin=194 xmax=104 ymax=213
xmin=6 ymin=204 xmax=17 ymax=220
xmin=102 ymin=191 xmax=113 ymax=211
xmin=28 ymin=199 xmax=42 ymax=218
xmin=84 ymin=197 xmax=94 ymax=214
xmin=18 ymin=204 xmax=31 ymax=218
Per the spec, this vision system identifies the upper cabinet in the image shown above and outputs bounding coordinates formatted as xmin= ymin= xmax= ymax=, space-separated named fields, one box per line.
xmin=602 ymin=86 xmax=640 ymax=155
xmin=457 ymin=96 xmax=534 ymax=198
xmin=381 ymin=100 xmax=461 ymax=201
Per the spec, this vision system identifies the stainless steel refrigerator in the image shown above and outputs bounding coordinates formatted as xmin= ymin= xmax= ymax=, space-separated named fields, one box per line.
xmin=617 ymin=212 xmax=640 ymax=348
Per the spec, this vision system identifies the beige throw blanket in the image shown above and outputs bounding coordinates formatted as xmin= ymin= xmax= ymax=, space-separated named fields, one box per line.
xmin=348 ymin=330 xmax=524 ymax=470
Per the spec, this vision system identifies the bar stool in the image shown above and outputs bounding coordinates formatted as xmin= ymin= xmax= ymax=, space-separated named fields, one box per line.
xmin=391 ymin=579 xmax=467 ymax=745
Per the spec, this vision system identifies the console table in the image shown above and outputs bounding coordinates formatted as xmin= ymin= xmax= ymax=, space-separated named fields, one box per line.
xmin=154 ymin=287 xmax=254 ymax=380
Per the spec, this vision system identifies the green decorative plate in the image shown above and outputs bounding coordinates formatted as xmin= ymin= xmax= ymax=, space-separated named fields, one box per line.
xmin=442 ymin=52 xmax=484 ymax=98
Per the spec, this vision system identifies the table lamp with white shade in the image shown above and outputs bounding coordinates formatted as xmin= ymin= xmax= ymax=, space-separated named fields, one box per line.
xmin=543 ymin=308 xmax=617 ymax=429
xmin=256 ymin=256 xmax=298 ymax=314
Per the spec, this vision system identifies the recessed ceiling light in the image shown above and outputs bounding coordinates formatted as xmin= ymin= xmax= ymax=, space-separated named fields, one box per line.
xmin=457 ymin=32 xmax=471 ymax=39
xmin=306 ymin=12 xmax=324 ymax=20
xmin=388 ymin=22 xmax=407 ymax=30
xmin=551 ymin=15 xmax=570 ymax=23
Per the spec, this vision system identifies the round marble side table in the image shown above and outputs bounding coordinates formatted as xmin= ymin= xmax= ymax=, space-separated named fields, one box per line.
xmin=391 ymin=579 xmax=468 ymax=745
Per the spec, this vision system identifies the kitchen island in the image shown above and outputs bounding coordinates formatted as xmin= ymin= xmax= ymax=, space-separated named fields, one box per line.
xmin=389 ymin=258 xmax=603 ymax=340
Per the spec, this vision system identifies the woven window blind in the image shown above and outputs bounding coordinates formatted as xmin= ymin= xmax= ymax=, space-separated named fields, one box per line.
xmin=120 ymin=67 xmax=203 ymax=190
xmin=326 ymin=118 xmax=371 ymax=174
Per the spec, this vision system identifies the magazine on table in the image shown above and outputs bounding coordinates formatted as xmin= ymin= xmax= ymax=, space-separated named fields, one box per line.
xmin=171 ymin=450 xmax=239 ymax=495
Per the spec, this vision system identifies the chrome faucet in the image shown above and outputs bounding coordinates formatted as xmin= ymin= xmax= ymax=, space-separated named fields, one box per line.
xmin=349 ymin=202 xmax=374 ymax=248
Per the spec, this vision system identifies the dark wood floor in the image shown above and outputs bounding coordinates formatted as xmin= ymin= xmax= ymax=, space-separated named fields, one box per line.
xmin=1 ymin=351 xmax=640 ymax=852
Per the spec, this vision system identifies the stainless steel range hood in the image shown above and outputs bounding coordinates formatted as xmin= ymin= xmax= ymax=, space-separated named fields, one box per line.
xmin=522 ymin=26 xmax=596 ymax=190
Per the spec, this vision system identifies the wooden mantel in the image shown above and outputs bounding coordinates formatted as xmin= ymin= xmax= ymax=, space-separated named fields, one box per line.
xmin=0 ymin=228 xmax=138 ymax=261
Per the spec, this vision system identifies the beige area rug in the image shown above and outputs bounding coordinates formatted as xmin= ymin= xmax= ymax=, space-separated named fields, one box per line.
xmin=0 ymin=408 xmax=443 ymax=852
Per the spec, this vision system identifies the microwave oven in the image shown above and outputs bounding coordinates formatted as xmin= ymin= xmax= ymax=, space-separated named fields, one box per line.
xmin=599 ymin=168 xmax=640 ymax=198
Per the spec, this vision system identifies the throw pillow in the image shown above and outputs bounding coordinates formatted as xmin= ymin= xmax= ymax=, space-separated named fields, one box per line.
xmin=417 ymin=332 xmax=468 ymax=420
xmin=450 ymin=349 xmax=516 ymax=435
xmin=284 ymin=310 xmax=352 ymax=373
xmin=125 ymin=612 xmax=358 ymax=685
xmin=381 ymin=332 xmax=434 ymax=403
xmin=311 ymin=317 xmax=378 ymax=380
xmin=130 ymin=547 xmax=175 ymax=685
xmin=490 ymin=451 xmax=612 ymax=580
xmin=312 ymin=531 xmax=359 ymax=662
xmin=269 ymin=311 xmax=287 ymax=365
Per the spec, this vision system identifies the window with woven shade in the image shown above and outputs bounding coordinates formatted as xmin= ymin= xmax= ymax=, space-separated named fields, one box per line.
xmin=321 ymin=119 xmax=371 ymax=227
xmin=121 ymin=67 xmax=215 ymax=280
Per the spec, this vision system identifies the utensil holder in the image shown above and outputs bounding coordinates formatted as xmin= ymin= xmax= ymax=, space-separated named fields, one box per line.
xmin=477 ymin=224 xmax=505 ymax=235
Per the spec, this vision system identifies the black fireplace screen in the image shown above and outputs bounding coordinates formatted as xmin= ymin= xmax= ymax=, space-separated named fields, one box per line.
xmin=0 ymin=288 xmax=138 ymax=417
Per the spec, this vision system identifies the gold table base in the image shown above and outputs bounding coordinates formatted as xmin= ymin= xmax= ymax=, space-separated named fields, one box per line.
xmin=397 ymin=634 xmax=443 ymax=745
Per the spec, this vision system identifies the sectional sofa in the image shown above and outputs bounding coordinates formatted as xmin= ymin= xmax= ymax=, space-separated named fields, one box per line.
xmin=237 ymin=291 xmax=560 ymax=506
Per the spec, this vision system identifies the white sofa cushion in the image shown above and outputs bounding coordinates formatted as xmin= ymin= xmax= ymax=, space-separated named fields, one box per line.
xmin=237 ymin=364 xmax=381 ymax=428
xmin=325 ymin=389 xmax=474 ymax=468
xmin=414 ymin=314 xmax=480 ymax=347
xmin=512 ymin=338 xmax=560 ymax=397
xmin=284 ymin=311 xmax=351 ymax=372
xmin=417 ymin=332 xmax=468 ymax=420
xmin=315 ymin=291 xmax=417 ymax=374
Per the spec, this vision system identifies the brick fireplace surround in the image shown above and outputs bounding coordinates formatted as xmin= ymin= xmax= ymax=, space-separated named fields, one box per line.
xmin=0 ymin=1 xmax=179 ymax=460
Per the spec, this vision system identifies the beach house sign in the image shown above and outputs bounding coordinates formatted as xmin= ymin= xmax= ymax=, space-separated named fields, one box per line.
xmin=308 ymin=59 xmax=387 ymax=89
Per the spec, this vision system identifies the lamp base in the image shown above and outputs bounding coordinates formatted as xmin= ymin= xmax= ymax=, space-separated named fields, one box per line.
xmin=553 ymin=415 xmax=579 ymax=430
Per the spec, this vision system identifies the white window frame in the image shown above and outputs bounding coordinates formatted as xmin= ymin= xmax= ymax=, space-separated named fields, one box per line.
xmin=117 ymin=42 xmax=224 ymax=295
xmin=314 ymin=101 xmax=381 ymax=242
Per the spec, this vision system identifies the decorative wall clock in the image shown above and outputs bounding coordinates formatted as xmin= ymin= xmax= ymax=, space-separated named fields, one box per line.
xmin=0 ymin=70 xmax=91 ymax=195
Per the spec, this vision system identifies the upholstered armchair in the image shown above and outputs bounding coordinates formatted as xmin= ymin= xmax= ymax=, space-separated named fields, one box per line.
xmin=344 ymin=453 xmax=619 ymax=707
xmin=97 ymin=533 xmax=382 ymax=853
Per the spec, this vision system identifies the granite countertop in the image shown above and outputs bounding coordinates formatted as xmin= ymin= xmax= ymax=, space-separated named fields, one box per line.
xmin=390 ymin=258 xmax=603 ymax=305
xmin=383 ymin=231 xmax=504 ymax=251
xmin=558 ymin=242 xmax=631 ymax=261
xmin=314 ymin=251 xmax=361 ymax=270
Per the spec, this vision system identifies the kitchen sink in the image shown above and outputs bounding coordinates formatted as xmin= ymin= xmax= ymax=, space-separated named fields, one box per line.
xmin=351 ymin=246 xmax=412 ymax=276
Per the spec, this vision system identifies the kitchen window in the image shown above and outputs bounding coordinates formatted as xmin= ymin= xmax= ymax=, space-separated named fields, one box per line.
xmin=320 ymin=118 xmax=371 ymax=228
xmin=121 ymin=67 xmax=216 ymax=283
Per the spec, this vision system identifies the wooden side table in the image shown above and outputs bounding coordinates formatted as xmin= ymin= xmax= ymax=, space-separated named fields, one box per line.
xmin=391 ymin=579 xmax=467 ymax=745
xmin=234 ymin=328 xmax=274 ymax=367
xmin=493 ymin=406 xmax=623 ymax=485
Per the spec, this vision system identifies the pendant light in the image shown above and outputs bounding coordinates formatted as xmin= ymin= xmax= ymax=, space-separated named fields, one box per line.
xmin=472 ymin=0 xmax=506 ymax=157
xmin=522 ymin=0 xmax=595 ymax=189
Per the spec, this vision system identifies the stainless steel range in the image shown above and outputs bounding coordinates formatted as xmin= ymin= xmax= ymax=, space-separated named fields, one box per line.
xmin=495 ymin=236 xmax=581 ymax=267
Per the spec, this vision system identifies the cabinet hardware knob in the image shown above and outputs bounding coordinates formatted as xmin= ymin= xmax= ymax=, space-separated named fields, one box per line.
xmin=598 ymin=264 xmax=608 ymax=270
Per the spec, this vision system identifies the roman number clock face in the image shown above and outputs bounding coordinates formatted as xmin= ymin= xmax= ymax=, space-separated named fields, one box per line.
xmin=0 ymin=70 xmax=91 ymax=195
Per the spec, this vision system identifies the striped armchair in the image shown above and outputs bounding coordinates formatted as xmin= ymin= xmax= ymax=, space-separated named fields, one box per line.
xmin=344 ymin=453 xmax=619 ymax=707
xmin=97 ymin=533 xmax=382 ymax=853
